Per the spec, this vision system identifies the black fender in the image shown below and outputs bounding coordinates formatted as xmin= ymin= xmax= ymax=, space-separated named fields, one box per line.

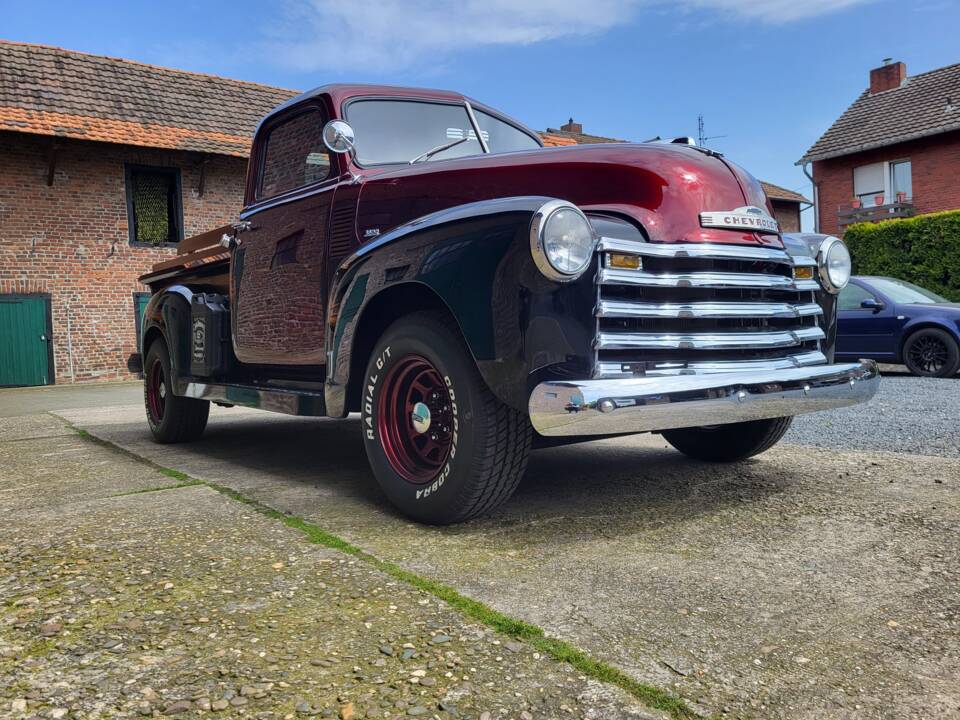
xmin=324 ymin=196 xmax=597 ymax=417
xmin=140 ymin=285 xmax=194 ymax=380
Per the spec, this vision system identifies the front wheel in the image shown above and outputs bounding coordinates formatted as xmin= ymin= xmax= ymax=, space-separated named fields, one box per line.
xmin=903 ymin=328 xmax=960 ymax=377
xmin=662 ymin=417 xmax=793 ymax=462
xmin=144 ymin=338 xmax=209 ymax=443
xmin=361 ymin=312 xmax=532 ymax=524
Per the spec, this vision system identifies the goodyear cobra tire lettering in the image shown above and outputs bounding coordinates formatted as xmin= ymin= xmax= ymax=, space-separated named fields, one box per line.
xmin=414 ymin=376 xmax=458 ymax=500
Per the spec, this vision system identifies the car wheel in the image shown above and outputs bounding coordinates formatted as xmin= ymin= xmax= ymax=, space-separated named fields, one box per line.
xmin=903 ymin=328 xmax=960 ymax=377
xmin=361 ymin=311 xmax=532 ymax=524
xmin=144 ymin=338 xmax=210 ymax=443
xmin=662 ymin=417 xmax=793 ymax=462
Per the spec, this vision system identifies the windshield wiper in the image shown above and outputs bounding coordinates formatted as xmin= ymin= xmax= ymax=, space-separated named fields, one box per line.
xmin=409 ymin=137 xmax=470 ymax=164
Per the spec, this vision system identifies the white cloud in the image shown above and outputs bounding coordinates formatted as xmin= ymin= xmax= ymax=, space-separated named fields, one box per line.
xmin=687 ymin=0 xmax=873 ymax=22
xmin=269 ymin=0 xmax=874 ymax=71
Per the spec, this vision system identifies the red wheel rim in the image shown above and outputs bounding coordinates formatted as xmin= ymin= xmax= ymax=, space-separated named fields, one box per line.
xmin=147 ymin=358 xmax=166 ymax=424
xmin=377 ymin=355 xmax=454 ymax=484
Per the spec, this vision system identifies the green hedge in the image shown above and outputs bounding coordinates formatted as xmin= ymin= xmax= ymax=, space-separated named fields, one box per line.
xmin=843 ymin=210 xmax=960 ymax=302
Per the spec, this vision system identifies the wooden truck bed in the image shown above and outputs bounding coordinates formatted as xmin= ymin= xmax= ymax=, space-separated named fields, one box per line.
xmin=138 ymin=223 xmax=233 ymax=287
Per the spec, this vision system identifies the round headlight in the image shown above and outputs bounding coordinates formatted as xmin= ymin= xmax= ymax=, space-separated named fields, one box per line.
xmin=817 ymin=236 xmax=852 ymax=294
xmin=530 ymin=200 xmax=596 ymax=281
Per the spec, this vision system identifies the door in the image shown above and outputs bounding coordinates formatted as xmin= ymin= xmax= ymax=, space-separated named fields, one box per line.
xmin=836 ymin=281 xmax=901 ymax=360
xmin=134 ymin=292 xmax=151 ymax=352
xmin=231 ymin=104 xmax=338 ymax=365
xmin=0 ymin=295 xmax=53 ymax=387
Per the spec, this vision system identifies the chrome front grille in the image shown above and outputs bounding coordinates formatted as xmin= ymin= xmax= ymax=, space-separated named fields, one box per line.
xmin=593 ymin=239 xmax=825 ymax=378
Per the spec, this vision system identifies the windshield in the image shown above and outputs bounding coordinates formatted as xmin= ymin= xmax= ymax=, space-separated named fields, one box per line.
xmin=869 ymin=277 xmax=949 ymax=304
xmin=345 ymin=99 xmax=540 ymax=166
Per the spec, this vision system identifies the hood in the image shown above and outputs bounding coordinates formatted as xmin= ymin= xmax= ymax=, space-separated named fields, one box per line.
xmin=900 ymin=302 xmax=960 ymax=313
xmin=355 ymin=143 xmax=782 ymax=247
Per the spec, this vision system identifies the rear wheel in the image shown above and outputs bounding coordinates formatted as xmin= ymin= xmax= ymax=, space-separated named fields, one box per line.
xmin=144 ymin=338 xmax=209 ymax=443
xmin=903 ymin=328 xmax=960 ymax=377
xmin=361 ymin=311 xmax=532 ymax=524
xmin=662 ymin=417 xmax=793 ymax=462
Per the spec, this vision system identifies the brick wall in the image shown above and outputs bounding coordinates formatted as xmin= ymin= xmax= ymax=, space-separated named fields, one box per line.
xmin=0 ymin=131 xmax=247 ymax=383
xmin=770 ymin=200 xmax=801 ymax=234
xmin=813 ymin=129 xmax=960 ymax=236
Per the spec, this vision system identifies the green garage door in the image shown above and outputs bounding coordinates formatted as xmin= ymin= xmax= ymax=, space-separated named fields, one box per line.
xmin=0 ymin=296 xmax=52 ymax=387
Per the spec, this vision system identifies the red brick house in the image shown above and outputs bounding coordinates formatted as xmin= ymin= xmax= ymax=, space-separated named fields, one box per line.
xmin=799 ymin=59 xmax=960 ymax=236
xmin=0 ymin=41 xmax=296 ymax=386
xmin=542 ymin=119 xmax=811 ymax=233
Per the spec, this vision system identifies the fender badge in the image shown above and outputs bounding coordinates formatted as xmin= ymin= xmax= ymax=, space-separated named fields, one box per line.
xmin=700 ymin=205 xmax=779 ymax=234
xmin=363 ymin=228 xmax=381 ymax=238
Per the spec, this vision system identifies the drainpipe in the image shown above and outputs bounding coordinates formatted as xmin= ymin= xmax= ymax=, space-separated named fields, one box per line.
xmin=66 ymin=309 xmax=76 ymax=383
xmin=801 ymin=162 xmax=819 ymax=233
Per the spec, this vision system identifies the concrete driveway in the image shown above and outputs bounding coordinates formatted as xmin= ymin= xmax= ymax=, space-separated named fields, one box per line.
xmin=25 ymin=376 xmax=957 ymax=720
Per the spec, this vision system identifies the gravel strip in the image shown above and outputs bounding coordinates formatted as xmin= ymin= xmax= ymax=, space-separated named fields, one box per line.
xmin=786 ymin=372 xmax=960 ymax=457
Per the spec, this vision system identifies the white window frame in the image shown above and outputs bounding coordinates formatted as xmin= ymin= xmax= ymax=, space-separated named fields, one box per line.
xmin=887 ymin=159 xmax=912 ymax=203
xmin=854 ymin=159 xmax=912 ymax=206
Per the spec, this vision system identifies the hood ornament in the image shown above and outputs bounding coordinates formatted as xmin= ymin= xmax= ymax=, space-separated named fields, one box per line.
xmin=700 ymin=205 xmax=779 ymax=234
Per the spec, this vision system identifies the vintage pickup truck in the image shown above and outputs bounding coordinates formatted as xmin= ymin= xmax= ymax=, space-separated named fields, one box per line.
xmin=138 ymin=84 xmax=880 ymax=524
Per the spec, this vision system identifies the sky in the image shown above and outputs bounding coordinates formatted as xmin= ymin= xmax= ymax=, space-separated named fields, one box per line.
xmin=4 ymin=0 xmax=960 ymax=230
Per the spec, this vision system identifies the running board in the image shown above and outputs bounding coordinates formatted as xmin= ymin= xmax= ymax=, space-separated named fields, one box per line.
xmin=176 ymin=379 xmax=327 ymax=416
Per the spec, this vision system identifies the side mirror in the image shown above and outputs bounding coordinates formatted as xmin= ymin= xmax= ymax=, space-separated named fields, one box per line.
xmin=322 ymin=120 xmax=355 ymax=154
xmin=860 ymin=298 xmax=885 ymax=312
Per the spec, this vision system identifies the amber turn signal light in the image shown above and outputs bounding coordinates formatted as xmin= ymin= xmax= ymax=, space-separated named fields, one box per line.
xmin=608 ymin=253 xmax=641 ymax=270
xmin=794 ymin=266 xmax=815 ymax=280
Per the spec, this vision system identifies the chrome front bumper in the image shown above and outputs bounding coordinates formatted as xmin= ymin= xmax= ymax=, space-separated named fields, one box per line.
xmin=528 ymin=360 xmax=880 ymax=437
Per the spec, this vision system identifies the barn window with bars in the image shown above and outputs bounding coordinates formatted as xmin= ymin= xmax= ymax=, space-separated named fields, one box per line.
xmin=125 ymin=165 xmax=184 ymax=246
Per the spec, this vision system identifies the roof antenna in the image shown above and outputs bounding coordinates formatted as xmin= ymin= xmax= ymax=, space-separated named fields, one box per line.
xmin=697 ymin=114 xmax=727 ymax=147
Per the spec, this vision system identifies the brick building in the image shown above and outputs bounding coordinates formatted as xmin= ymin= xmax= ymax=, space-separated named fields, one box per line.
xmin=798 ymin=59 xmax=960 ymax=236
xmin=542 ymin=119 xmax=810 ymax=232
xmin=0 ymin=41 xmax=295 ymax=386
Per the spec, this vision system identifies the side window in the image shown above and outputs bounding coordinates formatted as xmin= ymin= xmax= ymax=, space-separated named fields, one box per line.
xmin=474 ymin=110 xmax=542 ymax=153
xmin=125 ymin=165 xmax=183 ymax=246
xmin=258 ymin=109 xmax=331 ymax=199
xmin=838 ymin=284 xmax=875 ymax=311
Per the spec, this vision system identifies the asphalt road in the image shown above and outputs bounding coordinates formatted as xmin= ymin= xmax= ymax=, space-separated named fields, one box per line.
xmin=40 ymin=391 xmax=959 ymax=719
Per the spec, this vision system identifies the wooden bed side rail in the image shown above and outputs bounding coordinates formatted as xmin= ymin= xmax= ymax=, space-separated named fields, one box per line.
xmin=138 ymin=222 xmax=233 ymax=284
xmin=176 ymin=223 xmax=234 ymax=256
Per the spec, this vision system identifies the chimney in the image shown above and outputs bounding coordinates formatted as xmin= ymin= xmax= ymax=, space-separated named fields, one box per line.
xmin=560 ymin=117 xmax=583 ymax=134
xmin=870 ymin=58 xmax=907 ymax=94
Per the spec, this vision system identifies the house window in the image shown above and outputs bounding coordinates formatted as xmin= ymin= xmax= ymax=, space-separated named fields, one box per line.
xmin=125 ymin=165 xmax=183 ymax=246
xmin=853 ymin=162 xmax=885 ymax=207
xmin=890 ymin=160 xmax=912 ymax=201
xmin=853 ymin=160 xmax=912 ymax=207
xmin=258 ymin=109 xmax=331 ymax=199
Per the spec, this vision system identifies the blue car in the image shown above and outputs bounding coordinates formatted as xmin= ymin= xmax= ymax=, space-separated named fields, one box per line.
xmin=836 ymin=276 xmax=960 ymax=377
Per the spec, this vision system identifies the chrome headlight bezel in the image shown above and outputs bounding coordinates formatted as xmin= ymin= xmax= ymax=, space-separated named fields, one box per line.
xmin=816 ymin=236 xmax=852 ymax=294
xmin=529 ymin=200 xmax=597 ymax=282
